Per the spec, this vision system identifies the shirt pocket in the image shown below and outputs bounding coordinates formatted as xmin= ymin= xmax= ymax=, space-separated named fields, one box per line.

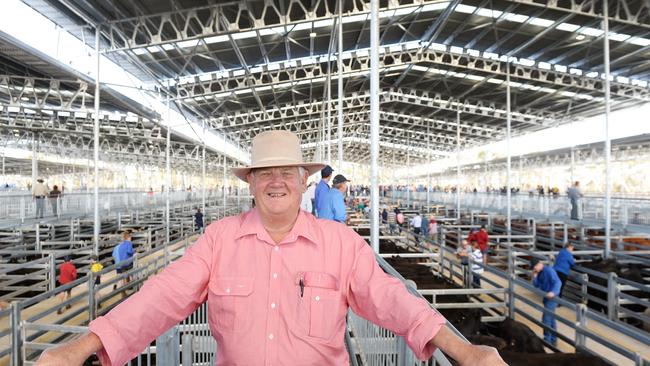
xmin=208 ymin=277 xmax=254 ymax=332
xmin=296 ymin=271 xmax=341 ymax=341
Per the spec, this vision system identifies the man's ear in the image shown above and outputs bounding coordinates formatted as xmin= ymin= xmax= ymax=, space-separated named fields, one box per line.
xmin=246 ymin=172 xmax=255 ymax=195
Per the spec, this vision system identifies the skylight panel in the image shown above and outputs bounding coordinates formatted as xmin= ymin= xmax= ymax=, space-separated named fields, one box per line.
xmin=177 ymin=39 xmax=200 ymax=48
xmin=554 ymin=65 xmax=568 ymax=73
xmin=629 ymin=37 xmax=650 ymax=47
xmin=476 ymin=8 xmax=502 ymax=18
xmin=466 ymin=74 xmax=484 ymax=81
xmin=487 ymin=78 xmax=503 ymax=84
xmin=450 ymin=46 xmax=463 ymax=54
xmin=556 ymin=23 xmax=580 ymax=32
xmin=421 ymin=3 xmax=451 ymax=12
xmin=455 ymin=4 xmax=477 ymax=14
xmin=342 ymin=14 xmax=367 ymax=24
xmin=529 ymin=18 xmax=554 ymax=27
xmin=429 ymin=43 xmax=447 ymax=51
xmin=519 ymin=58 xmax=535 ymax=66
xmin=204 ymin=35 xmax=229 ymax=44
xmin=503 ymin=13 xmax=528 ymax=23
xmin=609 ymin=32 xmax=631 ymax=42
xmin=538 ymin=62 xmax=551 ymax=70
xmin=579 ymin=27 xmax=604 ymax=37
xmin=569 ymin=68 xmax=582 ymax=75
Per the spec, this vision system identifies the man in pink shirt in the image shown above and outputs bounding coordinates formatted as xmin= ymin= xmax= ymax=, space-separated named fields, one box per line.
xmin=37 ymin=130 xmax=505 ymax=365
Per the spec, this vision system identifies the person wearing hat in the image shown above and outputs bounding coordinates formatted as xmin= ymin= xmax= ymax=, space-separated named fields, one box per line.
xmin=531 ymin=257 xmax=562 ymax=346
xmin=36 ymin=130 xmax=505 ymax=366
xmin=314 ymin=164 xmax=333 ymax=217
xmin=319 ymin=174 xmax=350 ymax=223
xmin=32 ymin=178 xmax=49 ymax=219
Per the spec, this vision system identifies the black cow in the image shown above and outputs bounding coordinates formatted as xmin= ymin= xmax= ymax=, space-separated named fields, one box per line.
xmin=485 ymin=318 xmax=545 ymax=353
xmin=466 ymin=334 xmax=507 ymax=350
xmin=499 ymin=351 xmax=614 ymax=366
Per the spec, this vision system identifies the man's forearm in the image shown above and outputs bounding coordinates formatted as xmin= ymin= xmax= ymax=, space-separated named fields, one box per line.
xmin=70 ymin=332 xmax=103 ymax=360
xmin=427 ymin=326 xmax=472 ymax=364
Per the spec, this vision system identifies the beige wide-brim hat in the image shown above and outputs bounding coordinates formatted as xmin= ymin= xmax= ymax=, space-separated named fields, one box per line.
xmin=231 ymin=130 xmax=326 ymax=182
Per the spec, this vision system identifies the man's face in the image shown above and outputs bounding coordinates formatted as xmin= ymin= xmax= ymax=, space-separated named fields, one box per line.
xmin=533 ymin=262 xmax=544 ymax=273
xmin=247 ymin=166 xmax=307 ymax=219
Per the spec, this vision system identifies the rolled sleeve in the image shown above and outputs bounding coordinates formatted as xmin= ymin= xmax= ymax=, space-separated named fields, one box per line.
xmin=88 ymin=224 xmax=218 ymax=365
xmin=346 ymin=238 xmax=446 ymax=361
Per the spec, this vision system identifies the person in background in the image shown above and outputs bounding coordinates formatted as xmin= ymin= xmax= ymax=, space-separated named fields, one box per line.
xmin=567 ymin=181 xmax=583 ymax=220
xmin=57 ymin=256 xmax=77 ymax=315
xmin=320 ymin=174 xmax=350 ymax=224
xmin=302 ymin=181 xmax=317 ymax=215
xmin=531 ymin=257 xmax=562 ymax=346
xmin=314 ymin=165 xmax=333 ymax=217
xmin=410 ymin=212 xmax=422 ymax=243
xmin=428 ymin=217 xmax=438 ymax=238
xmin=112 ymin=231 xmax=134 ymax=296
xmin=49 ymin=185 xmax=62 ymax=216
xmin=32 ymin=178 xmax=49 ymax=219
xmin=470 ymin=241 xmax=483 ymax=288
xmin=387 ymin=207 xmax=397 ymax=234
xmin=90 ymin=256 xmax=103 ymax=308
xmin=381 ymin=206 xmax=388 ymax=224
xmin=194 ymin=208 xmax=204 ymax=232
xmin=474 ymin=226 xmax=489 ymax=264
xmin=553 ymin=242 xmax=575 ymax=298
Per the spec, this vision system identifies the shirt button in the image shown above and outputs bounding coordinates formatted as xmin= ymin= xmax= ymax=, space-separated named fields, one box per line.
xmin=268 ymin=333 xmax=274 ymax=340
xmin=225 ymin=288 xmax=231 ymax=293
xmin=271 ymin=302 xmax=276 ymax=309
xmin=315 ymin=296 xmax=320 ymax=301
xmin=272 ymin=273 xmax=278 ymax=279
xmin=274 ymin=246 xmax=279 ymax=252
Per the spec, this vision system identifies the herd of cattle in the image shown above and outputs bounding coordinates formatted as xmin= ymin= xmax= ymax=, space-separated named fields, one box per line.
xmin=377 ymin=239 xmax=615 ymax=365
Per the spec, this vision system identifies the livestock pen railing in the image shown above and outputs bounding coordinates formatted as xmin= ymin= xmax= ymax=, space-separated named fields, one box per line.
xmin=387 ymin=191 xmax=650 ymax=228
xmin=0 ymin=189 xmax=251 ymax=227
xmin=397 ymin=224 xmax=650 ymax=366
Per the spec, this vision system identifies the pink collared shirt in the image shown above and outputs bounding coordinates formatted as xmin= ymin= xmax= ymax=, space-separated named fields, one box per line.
xmin=89 ymin=209 xmax=445 ymax=365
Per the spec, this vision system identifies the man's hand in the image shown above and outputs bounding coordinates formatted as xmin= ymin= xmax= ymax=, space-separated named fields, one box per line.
xmin=429 ymin=326 xmax=507 ymax=366
xmin=456 ymin=344 xmax=508 ymax=366
xmin=35 ymin=332 xmax=102 ymax=366
xmin=545 ymin=292 xmax=555 ymax=299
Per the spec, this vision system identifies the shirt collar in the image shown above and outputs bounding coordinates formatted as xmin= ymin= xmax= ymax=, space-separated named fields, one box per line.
xmin=234 ymin=208 xmax=319 ymax=246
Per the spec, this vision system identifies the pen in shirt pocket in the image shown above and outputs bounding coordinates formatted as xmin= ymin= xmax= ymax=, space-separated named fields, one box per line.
xmin=299 ymin=278 xmax=304 ymax=298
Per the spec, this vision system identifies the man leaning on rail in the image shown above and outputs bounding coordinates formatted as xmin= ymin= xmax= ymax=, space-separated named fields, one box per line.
xmin=36 ymin=130 xmax=506 ymax=366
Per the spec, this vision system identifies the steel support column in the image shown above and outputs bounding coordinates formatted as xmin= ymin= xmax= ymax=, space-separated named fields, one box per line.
xmin=337 ymin=0 xmax=344 ymax=170
xmin=426 ymin=119 xmax=431 ymax=209
xmin=93 ymin=27 xmax=100 ymax=255
xmin=456 ymin=110 xmax=461 ymax=221
xmin=165 ymin=97 xmax=171 ymax=258
xmin=31 ymin=133 xmax=37 ymax=189
xmin=202 ymin=120 xmax=206 ymax=213
xmin=603 ymin=0 xmax=612 ymax=258
xmin=369 ymin=0 xmax=380 ymax=253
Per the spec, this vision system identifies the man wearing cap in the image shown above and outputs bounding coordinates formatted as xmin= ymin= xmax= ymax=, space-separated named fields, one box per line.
xmin=314 ymin=164 xmax=333 ymax=217
xmin=531 ymin=257 xmax=562 ymax=346
xmin=320 ymin=174 xmax=350 ymax=223
xmin=37 ymin=130 xmax=505 ymax=366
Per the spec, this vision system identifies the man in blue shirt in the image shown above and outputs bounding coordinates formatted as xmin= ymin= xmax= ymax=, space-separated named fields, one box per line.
xmin=112 ymin=231 xmax=135 ymax=295
xmin=314 ymin=165 xmax=333 ymax=217
xmin=531 ymin=257 xmax=562 ymax=346
xmin=553 ymin=242 xmax=575 ymax=297
xmin=320 ymin=174 xmax=349 ymax=223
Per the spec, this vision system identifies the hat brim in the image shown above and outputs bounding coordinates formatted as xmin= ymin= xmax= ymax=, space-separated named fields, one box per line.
xmin=231 ymin=162 xmax=326 ymax=182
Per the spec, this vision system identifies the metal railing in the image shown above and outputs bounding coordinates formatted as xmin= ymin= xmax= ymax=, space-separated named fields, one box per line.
xmin=388 ymin=191 xmax=650 ymax=228
xmin=0 ymin=189 xmax=251 ymax=226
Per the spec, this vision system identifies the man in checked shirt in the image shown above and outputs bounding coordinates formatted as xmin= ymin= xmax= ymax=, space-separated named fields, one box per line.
xmin=37 ymin=130 xmax=505 ymax=366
